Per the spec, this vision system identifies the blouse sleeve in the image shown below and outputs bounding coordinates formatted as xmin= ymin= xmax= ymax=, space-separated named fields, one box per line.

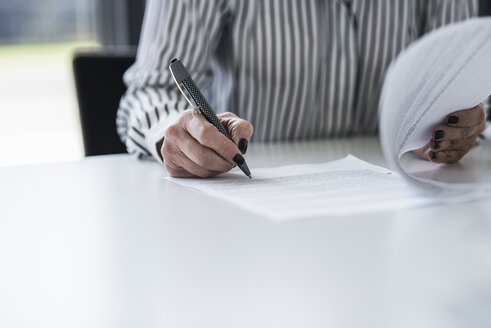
xmin=116 ymin=0 xmax=230 ymax=162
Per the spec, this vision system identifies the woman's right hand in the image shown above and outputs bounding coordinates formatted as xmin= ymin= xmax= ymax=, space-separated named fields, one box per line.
xmin=161 ymin=109 xmax=253 ymax=178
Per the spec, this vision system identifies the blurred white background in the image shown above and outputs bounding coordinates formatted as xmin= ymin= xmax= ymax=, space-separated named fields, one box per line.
xmin=0 ymin=44 xmax=86 ymax=167
xmin=0 ymin=0 xmax=97 ymax=166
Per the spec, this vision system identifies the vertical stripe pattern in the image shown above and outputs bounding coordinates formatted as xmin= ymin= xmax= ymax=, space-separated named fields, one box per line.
xmin=116 ymin=0 xmax=478 ymax=161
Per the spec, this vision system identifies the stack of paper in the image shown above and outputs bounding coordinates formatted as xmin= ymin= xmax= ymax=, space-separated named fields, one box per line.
xmin=166 ymin=156 xmax=436 ymax=221
xmin=379 ymin=17 xmax=491 ymax=199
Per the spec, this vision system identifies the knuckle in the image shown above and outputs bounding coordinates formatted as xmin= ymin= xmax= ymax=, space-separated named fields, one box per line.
xmin=164 ymin=125 xmax=180 ymax=140
xmin=238 ymin=121 xmax=254 ymax=136
xmin=204 ymin=124 xmax=217 ymax=137
xmin=183 ymin=109 xmax=194 ymax=119
xmin=195 ymin=149 xmax=214 ymax=169
xmin=163 ymin=152 xmax=176 ymax=166
xmin=177 ymin=111 xmax=191 ymax=125
xmin=161 ymin=141 xmax=173 ymax=158
xmin=197 ymin=125 xmax=216 ymax=143
xmin=228 ymin=118 xmax=253 ymax=136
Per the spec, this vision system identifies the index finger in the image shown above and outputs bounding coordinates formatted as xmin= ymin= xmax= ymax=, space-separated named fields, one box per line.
xmin=446 ymin=103 xmax=485 ymax=127
xmin=185 ymin=111 xmax=241 ymax=163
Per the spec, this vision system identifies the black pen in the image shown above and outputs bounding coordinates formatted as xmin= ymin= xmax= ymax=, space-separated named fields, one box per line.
xmin=169 ymin=58 xmax=252 ymax=179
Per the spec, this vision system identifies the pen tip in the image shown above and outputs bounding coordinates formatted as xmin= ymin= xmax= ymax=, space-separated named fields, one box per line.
xmin=248 ymin=175 xmax=252 ymax=179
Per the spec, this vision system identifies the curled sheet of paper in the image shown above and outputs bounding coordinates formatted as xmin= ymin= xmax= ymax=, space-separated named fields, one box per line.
xmin=379 ymin=17 xmax=491 ymax=199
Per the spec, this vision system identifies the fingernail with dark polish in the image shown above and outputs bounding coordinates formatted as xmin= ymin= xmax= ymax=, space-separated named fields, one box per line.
xmin=434 ymin=130 xmax=444 ymax=140
xmin=431 ymin=152 xmax=438 ymax=160
xmin=233 ymin=153 xmax=245 ymax=165
xmin=238 ymin=138 xmax=248 ymax=154
xmin=448 ymin=115 xmax=459 ymax=124
xmin=434 ymin=140 xmax=441 ymax=149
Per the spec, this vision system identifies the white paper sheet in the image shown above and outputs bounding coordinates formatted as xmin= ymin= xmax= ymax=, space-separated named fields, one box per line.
xmin=379 ymin=18 xmax=491 ymax=199
xmin=165 ymin=156 xmax=436 ymax=221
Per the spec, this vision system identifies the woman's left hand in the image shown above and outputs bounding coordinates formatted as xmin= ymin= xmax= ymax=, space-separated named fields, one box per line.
xmin=414 ymin=103 xmax=486 ymax=163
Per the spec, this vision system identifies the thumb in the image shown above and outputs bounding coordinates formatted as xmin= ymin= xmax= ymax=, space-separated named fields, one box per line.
xmin=218 ymin=112 xmax=254 ymax=154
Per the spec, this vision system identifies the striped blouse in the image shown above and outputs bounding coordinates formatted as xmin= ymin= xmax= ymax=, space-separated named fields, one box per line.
xmin=116 ymin=0 xmax=478 ymax=162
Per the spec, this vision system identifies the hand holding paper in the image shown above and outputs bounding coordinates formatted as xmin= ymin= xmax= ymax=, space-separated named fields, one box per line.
xmin=379 ymin=17 xmax=491 ymax=199
xmin=413 ymin=103 xmax=486 ymax=164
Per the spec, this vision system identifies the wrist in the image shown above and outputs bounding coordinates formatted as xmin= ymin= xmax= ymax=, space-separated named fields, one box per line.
xmin=145 ymin=110 xmax=182 ymax=164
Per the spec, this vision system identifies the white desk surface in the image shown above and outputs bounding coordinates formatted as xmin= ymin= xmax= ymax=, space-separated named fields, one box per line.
xmin=1 ymin=137 xmax=491 ymax=328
